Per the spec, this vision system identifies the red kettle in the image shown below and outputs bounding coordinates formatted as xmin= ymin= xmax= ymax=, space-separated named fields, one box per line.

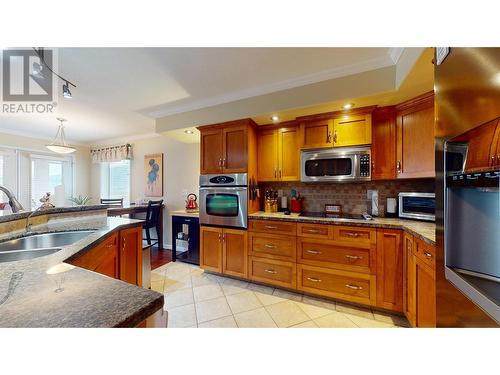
xmin=185 ymin=193 xmax=198 ymax=210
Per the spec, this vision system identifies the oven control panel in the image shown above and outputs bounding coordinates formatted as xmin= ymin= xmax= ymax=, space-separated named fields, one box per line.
xmin=209 ymin=176 xmax=235 ymax=184
xmin=359 ymin=155 xmax=370 ymax=177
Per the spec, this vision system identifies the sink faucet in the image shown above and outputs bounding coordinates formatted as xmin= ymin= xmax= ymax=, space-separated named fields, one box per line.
xmin=25 ymin=192 xmax=55 ymax=232
xmin=0 ymin=185 xmax=24 ymax=213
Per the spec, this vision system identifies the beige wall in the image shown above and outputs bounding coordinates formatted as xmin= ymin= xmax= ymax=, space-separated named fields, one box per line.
xmin=0 ymin=131 xmax=92 ymax=199
xmin=91 ymin=134 xmax=200 ymax=248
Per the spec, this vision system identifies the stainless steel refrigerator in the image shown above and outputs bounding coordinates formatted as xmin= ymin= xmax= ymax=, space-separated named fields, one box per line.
xmin=435 ymin=47 xmax=500 ymax=326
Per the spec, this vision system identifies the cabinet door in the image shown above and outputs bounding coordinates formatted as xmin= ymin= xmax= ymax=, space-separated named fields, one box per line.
xmin=462 ymin=118 xmax=498 ymax=171
xmin=200 ymin=128 xmax=223 ymax=174
xmin=222 ymin=228 xmax=247 ymax=278
xmin=200 ymin=226 xmax=223 ymax=273
xmin=372 ymin=109 xmax=396 ymax=180
xmin=403 ymin=233 xmax=416 ymax=327
xmin=376 ymin=229 xmax=403 ymax=312
xmin=223 ymin=125 xmax=247 ymax=172
xmin=396 ymin=100 xmax=435 ymax=178
xmin=120 ymin=226 xmax=142 ymax=286
xmin=333 ymin=114 xmax=372 ymax=147
xmin=416 ymin=257 xmax=436 ymax=327
xmin=95 ymin=247 xmax=119 ymax=279
xmin=257 ymin=128 xmax=278 ymax=181
xmin=492 ymin=122 xmax=500 ymax=167
xmin=278 ymin=126 xmax=300 ymax=181
xmin=299 ymin=119 xmax=334 ymax=149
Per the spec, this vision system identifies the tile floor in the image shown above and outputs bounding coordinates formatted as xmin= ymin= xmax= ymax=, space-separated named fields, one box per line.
xmin=152 ymin=262 xmax=409 ymax=328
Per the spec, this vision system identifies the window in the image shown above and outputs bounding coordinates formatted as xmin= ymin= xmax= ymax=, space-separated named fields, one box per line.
xmin=0 ymin=149 xmax=18 ymax=205
xmin=30 ymin=155 xmax=73 ymax=209
xmin=100 ymin=160 xmax=130 ymax=204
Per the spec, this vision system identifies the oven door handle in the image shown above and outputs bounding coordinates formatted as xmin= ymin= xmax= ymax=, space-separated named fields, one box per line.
xmin=200 ymin=187 xmax=247 ymax=192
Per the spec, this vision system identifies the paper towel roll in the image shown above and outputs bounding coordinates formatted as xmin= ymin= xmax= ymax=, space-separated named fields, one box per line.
xmin=386 ymin=198 xmax=397 ymax=214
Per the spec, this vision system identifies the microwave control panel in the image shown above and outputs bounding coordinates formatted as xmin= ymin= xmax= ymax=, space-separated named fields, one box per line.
xmin=360 ymin=155 xmax=370 ymax=177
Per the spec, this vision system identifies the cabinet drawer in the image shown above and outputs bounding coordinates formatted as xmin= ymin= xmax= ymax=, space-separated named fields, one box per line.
xmin=297 ymin=264 xmax=376 ymax=306
xmin=297 ymin=223 xmax=333 ymax=239
xmin=249 ymin=233 xmax=296 ymax=261
xmin=249 ymin=220 xmax=297 ymax=235
xmin=415 ymin=238 xmax=435 ymax=269
xmin=333 ymin=226 xmax=376 ymax=248
xmin=249 ymin=257 xmax=296 ymax=289
xmin=297 ymin=238 xmax=372 ymax=274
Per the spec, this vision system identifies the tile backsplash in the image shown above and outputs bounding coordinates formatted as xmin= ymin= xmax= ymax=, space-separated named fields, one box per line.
xmin=260 ymin=179 xmax=435 ymax=216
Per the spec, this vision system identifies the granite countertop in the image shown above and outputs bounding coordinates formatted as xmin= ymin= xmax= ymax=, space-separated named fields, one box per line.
xmin=0 ymin=205 xmax=107 ymax=224
xmin=170 ymin=209 xmax=199 ymax=218
xmin=248 ymin=211 xmax=435 ymax=245
xmin=0 ymin=216 xmax=164 ymax=327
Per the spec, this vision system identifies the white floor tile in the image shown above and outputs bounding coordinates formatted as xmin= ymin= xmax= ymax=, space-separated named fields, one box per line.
xmin=344 ymin=314 xmax=396 ymax=328
xmin=195 ymin=297 xmax=232 ymax=323
xmin=314 ymin=312 xmax=359 ymax=328
xmin=167 ymin=303 xmax=197 ymax=328
xmin=165 ymin=288 xmax=194 ymax=309
xmin=234 ymin=307 xmax=277 ymax=328
xmin=198 ymin=315 xmax=238 ymax=328
xmin=254 ymin=291 xmax=286 ymax=306
xmin=296 ymin=302 xmax=333 ymax=320
xmin=220 ymin=278 xmax=249 ymax=296
xmin=265 ymin=301 xmax=309 ymax=328
xmin=290 ymin=320 xmax=318 ymax=328
xmin=226 ymin=291 xmax=263 ymax=314
xmin=302 ymin=295 xmax=336 ymax=311
xmin=193 ymin=284 xmax=224 ymax=302
xmin=336 ymin=302 xmax=374 ymax=319
xmin=247 ymin=283 xmax=275 ymax=295
xmin=272 ymin=289 xmax=303 ymax=302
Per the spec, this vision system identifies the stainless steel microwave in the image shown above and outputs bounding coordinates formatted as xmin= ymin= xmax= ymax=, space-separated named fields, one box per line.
xmin=300 ymin=146 xmax=371 ymax=182
xmin=398 ymin=192 xmax=436 ymax=221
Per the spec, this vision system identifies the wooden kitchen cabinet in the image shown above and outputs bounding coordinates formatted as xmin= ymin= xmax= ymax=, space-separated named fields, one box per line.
xmin=403 ymin=233 xmax=416 ymax=327
xmin=257 ymin=124 xmax=299 ymax=181
xmin=491 ymin=121 xmax=500 ymax=167
xmin=376 ymin=229 xmax=403 ymax=312
xmin=299 ymin=119 xmax=334 ymax=149
xmin=200 ymin=226 xmax=247 ymax=278
xmin=199 ymin=119 xmax=256 ymax=174
xmin=415 ymin=255 xmax=436 ymax=327
xmin=332 ymin=114 xmax=372 ymax=147
xmin=458 ymin=118 xmax=499 ymax=171
xmin=119 ymin=226 xmax=142 ymax=286
xmin=372 ymin=107 xmax=397 ymax=180
xmin=396 ymin=92 xmax=435 ymax=178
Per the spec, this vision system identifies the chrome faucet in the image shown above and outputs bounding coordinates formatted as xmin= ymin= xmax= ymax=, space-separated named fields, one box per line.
xmin=25 ymin=192 xmax=54 ymax=232
xmin=0 ymin=185 xmax=24 ymax=213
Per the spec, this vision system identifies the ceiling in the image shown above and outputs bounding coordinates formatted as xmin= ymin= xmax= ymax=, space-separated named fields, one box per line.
xmin=0 ymin=47 xmax=427 ymax=145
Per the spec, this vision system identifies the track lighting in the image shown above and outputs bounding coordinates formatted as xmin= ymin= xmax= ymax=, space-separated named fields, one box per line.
xmin=62 ymin=81 xmax=72 ymax=99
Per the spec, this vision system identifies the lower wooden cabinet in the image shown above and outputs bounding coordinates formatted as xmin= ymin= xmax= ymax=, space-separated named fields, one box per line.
xmin=376 ymin=229 xmax=403 ymax=312
xmin=66 ymin=225 xmax=142 ymax=286
xmin=249 ymin=257 xmax=296 ymax=289
xmin=297 ymin=264 xmax=376 ymax=306
xmin=403 ymin=233 xmax=436 ymax=327
xmin=200 ymin=226 xmax=248 ymax=278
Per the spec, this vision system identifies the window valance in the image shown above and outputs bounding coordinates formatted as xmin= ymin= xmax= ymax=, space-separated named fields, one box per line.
xmin=91 ymin=144 xmax=133 ymax=163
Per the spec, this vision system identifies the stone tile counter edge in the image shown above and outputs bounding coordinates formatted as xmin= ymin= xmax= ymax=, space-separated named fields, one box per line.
xmin=248 ymin=211 xmax=435 ymax=245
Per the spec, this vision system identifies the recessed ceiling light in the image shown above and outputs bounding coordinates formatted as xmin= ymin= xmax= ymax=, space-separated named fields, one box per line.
xmin=184 ymin=130 xmax=194 ymax=134
xmin=342 ymin=103 xmax=354 ymax=110
xmin=270 ymin=115 xmax=280 ymax=122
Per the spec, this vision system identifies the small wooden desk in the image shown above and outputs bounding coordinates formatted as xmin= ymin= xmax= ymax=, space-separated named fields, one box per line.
xmin=107 ymin=204 xmax=164 ymax=250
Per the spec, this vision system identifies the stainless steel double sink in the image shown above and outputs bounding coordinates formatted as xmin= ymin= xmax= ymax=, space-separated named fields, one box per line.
xmin=0 ymin=231 xmax=95 ymax=263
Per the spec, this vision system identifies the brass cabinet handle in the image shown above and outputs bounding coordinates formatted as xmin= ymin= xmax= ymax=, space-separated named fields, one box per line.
xmin=345 ymin=284 xmax=363 ymax=290
xmin=307 ymin=277 xmax=322 ymax=283
xmin=327 ymin=131 xmax=332 ymax=143
xmin=218 ymin=233 xmax=222 ymax=242
xmin=264 ymin=225 xmax=277 ymax=230
xmin=122 ymin=238 xmax=126 ymax=252
xmin=305 ymin=229 xmax=321 ymax=233
xmin=264 ymin=269 xmax=277 ymax=274
xmin=306 ymin=249 xmax=322 ymax=255
xmin=345 ymin=255 xmax=363 ymax=260
xmin=279 ymin=170 xmax=282 ymax=178
xmin=222 ymin=158 xmax=226 ymax=168
xmin=397 ymin=160 xmax=401 ymax=173
xmin=345 ymin=232 xmax=360 ymax=238
xmin=423 ymin=251 xmax=433 ymax=258
xmin=274 ymin=169 xmax=277 ymax=178
xmin=264 ymin=243 xmax=277 ymax=249
xmin=333 ymin=130 xmax=338 ymax=143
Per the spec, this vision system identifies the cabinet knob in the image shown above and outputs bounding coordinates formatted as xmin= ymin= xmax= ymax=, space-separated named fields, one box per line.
xmin=423 ymin=251 xmax=433 ymax=259
xmin=397 ymin=160 xmax=402 ymax=173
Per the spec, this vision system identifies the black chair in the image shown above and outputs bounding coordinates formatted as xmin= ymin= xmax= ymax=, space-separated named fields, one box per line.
xmin=143 ymin=199 xmax=163 ymax=247
xmin=100 ymin=198 xmax=123 ymax=207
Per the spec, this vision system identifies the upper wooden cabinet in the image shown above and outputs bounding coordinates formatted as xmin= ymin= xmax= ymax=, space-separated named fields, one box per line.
xmin=492 ymin=121 xmax=500 ymax=167
xmin=257 ymin=124 xmax=300 ymax=181
xmin=333 ymin=114 xmax=372 ymax=147
xmin=372 ymin=107 xmax=397 ymax=180
xmin=396 ymin=92 xmax=435 ymax=178
xmin=299 ymin=119 xmax=334 ymax=149
xmin=199 ymin=119 xmax=256 ymax=174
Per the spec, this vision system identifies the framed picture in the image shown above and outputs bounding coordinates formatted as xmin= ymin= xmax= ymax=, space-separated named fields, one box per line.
xmin=144 ymin=153 xmax=163 ymax=197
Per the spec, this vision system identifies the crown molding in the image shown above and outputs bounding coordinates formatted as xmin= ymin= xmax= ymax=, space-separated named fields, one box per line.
xmin=148 ymin=53 xmax=398 ymax=119
xmin=89 ymin=132 xmax=161 ymax=147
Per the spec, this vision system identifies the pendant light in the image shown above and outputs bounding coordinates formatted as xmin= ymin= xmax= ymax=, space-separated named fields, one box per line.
xmin=46 ymin=118 xmax=76 ymax=154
